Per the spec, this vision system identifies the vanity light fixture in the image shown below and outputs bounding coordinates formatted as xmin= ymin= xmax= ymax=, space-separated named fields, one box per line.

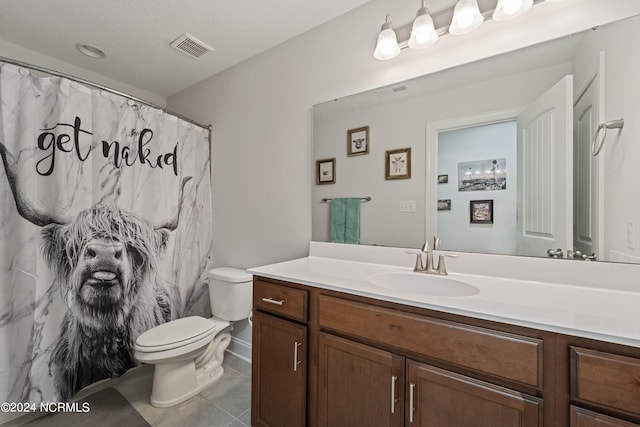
xmin=449 ymin=0 xmax=484 ymax=35
xmin=492 ymin=0 xmax=533 ymax=21
xmin=373 ymin=14 xmax=401 ymax=60
xmin=408 ymin=0 xmax=438 ymax=49
xmin=374 ymin=0 xmax=565 ymax=60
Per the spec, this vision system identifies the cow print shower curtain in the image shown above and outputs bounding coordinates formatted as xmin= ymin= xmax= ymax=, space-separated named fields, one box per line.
xmin=0 ymin=61 xmax=213 ymax=411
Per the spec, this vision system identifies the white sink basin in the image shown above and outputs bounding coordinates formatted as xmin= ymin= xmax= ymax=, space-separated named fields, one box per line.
xmin=367 ymin=272 xmax=479 ymax=297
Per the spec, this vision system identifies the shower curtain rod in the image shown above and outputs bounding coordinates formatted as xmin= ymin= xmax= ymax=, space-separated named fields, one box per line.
xmin=0 ymin=56 xmax=212 ymax=132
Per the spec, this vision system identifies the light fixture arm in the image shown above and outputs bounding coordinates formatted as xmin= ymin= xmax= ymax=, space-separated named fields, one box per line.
xmin=381 ymin=14 xmax=393 ymax=31
xmin=418 ymin=0 xmax=427 ymax=15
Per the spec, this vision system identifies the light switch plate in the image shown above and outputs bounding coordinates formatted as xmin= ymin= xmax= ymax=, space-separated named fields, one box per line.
xmin=627 ymin=221 xmax=636 ymax=250
xmin=399 ymin=200 xmax=416 ymax=213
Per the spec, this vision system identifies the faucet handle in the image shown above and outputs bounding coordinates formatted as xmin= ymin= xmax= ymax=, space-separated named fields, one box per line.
xmin=405 ymin=250 xmax=425 ymax=271
xmin=436 ymin=254 xmax=458 ymax=275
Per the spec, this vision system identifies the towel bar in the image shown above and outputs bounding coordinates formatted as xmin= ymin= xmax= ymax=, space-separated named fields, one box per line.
xmin=322 ymin=197 xmax=371 ymax=202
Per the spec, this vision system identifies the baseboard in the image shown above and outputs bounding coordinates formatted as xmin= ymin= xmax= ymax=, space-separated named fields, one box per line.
xmin=226 ymin=336 xmax=251 ymax=363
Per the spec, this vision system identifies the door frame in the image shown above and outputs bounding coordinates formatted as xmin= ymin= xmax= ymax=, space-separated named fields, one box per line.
xmin=425 ymin=107 xmax=525 ymax=241
xmin=572 ymin=51 xmax=605 ymax=261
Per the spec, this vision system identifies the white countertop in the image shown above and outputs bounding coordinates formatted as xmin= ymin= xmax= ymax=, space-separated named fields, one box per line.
xmin=248 ymin=242 xmax=640 ymax=348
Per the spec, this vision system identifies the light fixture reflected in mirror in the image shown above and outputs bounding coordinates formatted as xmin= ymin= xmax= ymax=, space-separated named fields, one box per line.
xmin=449 ymin=0 xmax=484 ymax=35
xmin=493 ymin=0 xmax=534 ymax=21
xmin=373 ymin=15 xmax=401 ymax=60
xmin=408 ymin=0 xmax=438 ymax=49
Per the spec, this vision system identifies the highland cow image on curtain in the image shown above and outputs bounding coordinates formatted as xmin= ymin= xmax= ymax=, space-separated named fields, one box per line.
xmin=0 ymin=61 xmax=213 ymax=411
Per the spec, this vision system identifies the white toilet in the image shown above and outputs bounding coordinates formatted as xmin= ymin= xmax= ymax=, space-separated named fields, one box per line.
xmin=134 ymin=267 xmax=252 ymax=407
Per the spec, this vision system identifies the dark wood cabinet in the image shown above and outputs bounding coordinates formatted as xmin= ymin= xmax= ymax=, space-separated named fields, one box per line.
xmin=407 ymin=361 xmax=542 ymax=427
xmin=251 ymin=278 xmax=309 ymax=427
xmin=316 ymin=331 xmax=542 ymax=427
xmin=317 ymin=332 xmax=404 ymax=427
xmin=252 ymin=311 xmax=307 ymax=427
xmin=318 ymin=294 xmax=543 ymax=391
xmin=251 ymin=275 xmax=640 ymax=427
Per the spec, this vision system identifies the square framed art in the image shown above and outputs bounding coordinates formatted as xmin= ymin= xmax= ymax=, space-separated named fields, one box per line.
xmin=470 ymin=199 xmax=493 ymax=224
xmin=316 ymin=158 xmax=335 ymax=184
xmin=347 ymin=126 xmax=370 ymax=156
xmin=385 ymin=147 xmax=411 ymax=180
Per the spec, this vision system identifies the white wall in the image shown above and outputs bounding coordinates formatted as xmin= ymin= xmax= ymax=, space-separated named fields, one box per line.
xmin=312 ymin=93 xmax=427 ymax=248
xmin=437 ymin=122 xmax=517 ymax=254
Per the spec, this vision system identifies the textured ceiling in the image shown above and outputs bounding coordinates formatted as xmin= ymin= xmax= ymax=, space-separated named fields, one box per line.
xmin=0 ymin=0 xmax=372 ymax=97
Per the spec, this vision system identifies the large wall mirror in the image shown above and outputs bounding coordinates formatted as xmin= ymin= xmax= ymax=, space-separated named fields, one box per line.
xmin=313 ymin=12 xmax=640 ymax=264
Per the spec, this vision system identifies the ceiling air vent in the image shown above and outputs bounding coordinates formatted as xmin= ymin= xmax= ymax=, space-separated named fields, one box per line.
xmin=375 ymin=84 xmax=408 ymax=97
xmin=170 ymin=33 xmax=214 ymax=59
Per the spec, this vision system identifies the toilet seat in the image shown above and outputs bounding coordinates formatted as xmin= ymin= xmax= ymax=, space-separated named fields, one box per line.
xmin=135 ymin=316 xmax=216 ymax=353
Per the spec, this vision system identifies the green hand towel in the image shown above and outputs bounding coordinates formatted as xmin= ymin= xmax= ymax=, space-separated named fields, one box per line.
xmin=330 ymin=198 xmax=361 ymax=244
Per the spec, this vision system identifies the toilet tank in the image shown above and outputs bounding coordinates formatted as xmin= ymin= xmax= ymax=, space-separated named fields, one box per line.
xmin=207 ymin=267 xmax=253 ymax=321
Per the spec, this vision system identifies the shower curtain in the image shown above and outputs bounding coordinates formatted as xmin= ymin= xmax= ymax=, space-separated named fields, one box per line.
xmin=0 ymin=61 xmax=213 ymax=408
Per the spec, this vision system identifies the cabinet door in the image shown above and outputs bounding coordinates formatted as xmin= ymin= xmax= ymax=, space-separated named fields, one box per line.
xmin=251 ymin=311 xmax=307 ymax=427
xmin=317 ymin=332 xmax=404 ymax=427
xmin=570 ymin=406 xmax=640 ymax=427
xmin=407 ymin=361 xmax=542 ymax=427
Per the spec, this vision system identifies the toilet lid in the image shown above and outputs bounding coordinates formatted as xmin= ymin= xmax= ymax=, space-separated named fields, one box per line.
xmin=135 ymin=316 xmax=216 ymax=351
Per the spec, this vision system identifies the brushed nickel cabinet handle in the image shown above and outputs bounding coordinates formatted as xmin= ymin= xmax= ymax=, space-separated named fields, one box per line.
xmin=409 ymin=383 xmax=416 ymax=423
xmin=391 ymin=375 xmax=398 ymax=414
xmin=261 ymin=297 xmax=284 ymax=306
xmin=293 ymin=341 xmax=302 ymax=372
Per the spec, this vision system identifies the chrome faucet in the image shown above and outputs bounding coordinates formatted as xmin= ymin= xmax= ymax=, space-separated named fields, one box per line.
xmin=406 ymin=237 xmax=457 ymax=275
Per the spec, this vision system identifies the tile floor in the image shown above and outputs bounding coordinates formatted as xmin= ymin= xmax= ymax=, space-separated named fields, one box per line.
xmin=7 ymin=352 xmax=252 ymax=427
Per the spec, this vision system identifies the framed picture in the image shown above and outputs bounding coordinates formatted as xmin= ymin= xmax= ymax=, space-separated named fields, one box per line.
xmin=437 ymin=199 xmax=451 ymax=211
xmin=316 ymin=158 xmax=335 ymax=185
xmin=470 ymin=200 xmax=494 ymax=224
xmin=458 ymin=158 xmax=507 ymax=191
xmin=347 ymin=126 xmax=370 ymax=156
xmin=385 ymin=147 xmax=411 ymax=180
xmin=438 ymin=174 xmax=449 ymax=184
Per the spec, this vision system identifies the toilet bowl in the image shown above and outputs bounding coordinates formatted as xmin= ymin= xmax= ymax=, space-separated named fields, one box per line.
xmin=134 ymin=267 xmax=252 ymax=407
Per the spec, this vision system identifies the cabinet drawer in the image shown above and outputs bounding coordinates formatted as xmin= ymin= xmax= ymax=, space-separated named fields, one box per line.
xmin=253 ymin=279 xmax=308 ymax=322
xmin=570 ymin=347 xmax=640 ymax=417
xmin=570 ymin=406 xmax=640 ymax=427
xmin=319 ymin=294 xmax=543 ymax=389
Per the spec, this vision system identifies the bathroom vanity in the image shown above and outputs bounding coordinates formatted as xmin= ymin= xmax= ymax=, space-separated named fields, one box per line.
xmin=249 ymin=243 xmax=640 ymax=427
